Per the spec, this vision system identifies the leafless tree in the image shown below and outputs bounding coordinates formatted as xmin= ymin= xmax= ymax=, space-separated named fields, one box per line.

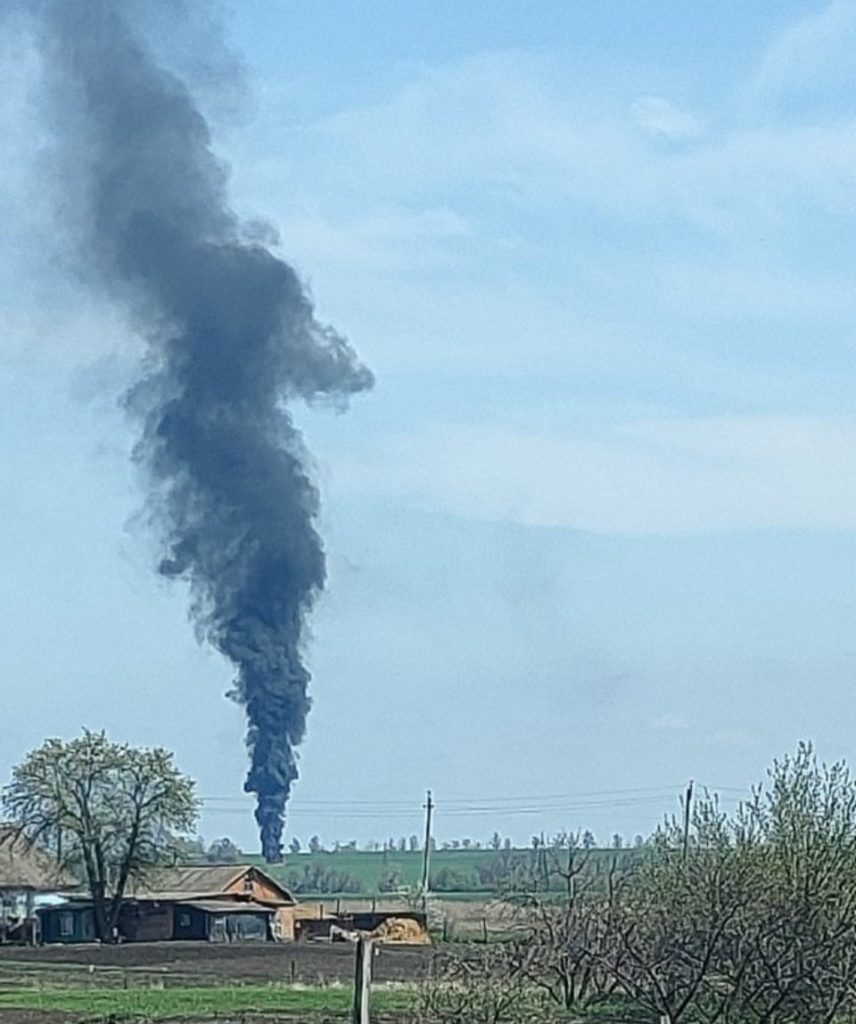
xmin=505 ymin=831 xmax=627 ymax=1013
xmin=414 ymin=944 xmax=551 ymax=1024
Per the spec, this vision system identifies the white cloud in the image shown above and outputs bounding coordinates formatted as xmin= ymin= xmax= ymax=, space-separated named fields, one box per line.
xmin=751 ymin=0 xmax=856 ymax=112
xmin=632 ymin=96 xmax=703 ymax=140
xmin=652 ymin=712 xmax=692 ymax=733
xmin=331 ymin=415 xmax=856 ymax=535
xmin=216 ymin=44 xmax=856 ymax=400
xmin=237 ymin=46 xmax=856 ymax=282
xmin=278 ymin=206 xmax=470 ymax=273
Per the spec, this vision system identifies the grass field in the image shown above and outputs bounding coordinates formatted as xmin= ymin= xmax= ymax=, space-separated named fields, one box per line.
xmin=251 ymin=846 xmax=635 ymax=897
xmin=255 ymin=847 xmax=486 ymax=889
xmin=0 ymin=982 xmax=412 ymax=1019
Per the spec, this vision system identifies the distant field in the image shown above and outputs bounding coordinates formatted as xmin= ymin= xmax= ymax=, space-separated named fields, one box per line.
xmin=251 ymin=846 xmax=636 ymax=897
xmin=255 ymin=848 xmax=489 ymax=890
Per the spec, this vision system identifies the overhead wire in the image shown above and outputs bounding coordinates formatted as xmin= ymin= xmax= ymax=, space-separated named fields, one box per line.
xmin=198 ymin=782 xmax=745 ymax=822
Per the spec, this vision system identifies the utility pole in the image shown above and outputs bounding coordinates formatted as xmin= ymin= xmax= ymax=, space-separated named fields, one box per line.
xmin=681 ymin=780 xmax=694 ymax=862
xmin=420 ymin=790 xmax=434 ymax=908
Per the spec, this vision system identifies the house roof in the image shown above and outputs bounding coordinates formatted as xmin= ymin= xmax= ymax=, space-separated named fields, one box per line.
xmin=0 ymin=827 xmax=78 ymax=892
xmin=129 ymin=864 xmax=294 ymax=905
xmin=40 ymin=898 xmax=274 ymax=917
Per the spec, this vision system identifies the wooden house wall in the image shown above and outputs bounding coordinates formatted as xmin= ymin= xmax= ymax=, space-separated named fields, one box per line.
xmin=173 ymin=905 xmax=209 ymax=941
xmin=40 ymin=907 xmax=96 ymax=944
xmin=119 ymin=902 xmax=173 ymax=942
xmin=273 ymin=906 xmax=294 ymax=941
xmin=207 ymin=911 xmax=270 ymax=943
xmin=223 ymin=870 xmax=289 ymax=905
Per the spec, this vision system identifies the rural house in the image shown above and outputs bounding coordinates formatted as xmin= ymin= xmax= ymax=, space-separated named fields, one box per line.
xmin=0 ymin=826 xmax=77 ymax=944
xmin=39 ymin=864 xmax=296 ymax=945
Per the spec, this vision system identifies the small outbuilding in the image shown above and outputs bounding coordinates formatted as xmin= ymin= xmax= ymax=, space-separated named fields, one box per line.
xmin=0 ymin=826 xmax=77 ymax=944
xmin=39 ymin=902 xmax=97 ymax=945
xmin=171 ymin=900 xmax=273 ymax=942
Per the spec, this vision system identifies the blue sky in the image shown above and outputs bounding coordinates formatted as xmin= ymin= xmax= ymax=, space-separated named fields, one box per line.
xmin=2 ymin=1 xmax=856 ymax=850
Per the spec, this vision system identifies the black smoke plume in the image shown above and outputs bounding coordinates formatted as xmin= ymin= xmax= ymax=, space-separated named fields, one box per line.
xmin=26 ymin=1 xmax=373 ymax=860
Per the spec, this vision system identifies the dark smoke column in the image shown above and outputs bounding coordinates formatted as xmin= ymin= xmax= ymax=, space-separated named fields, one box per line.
xmin=30 ymin=2 xmax=373 ymax=860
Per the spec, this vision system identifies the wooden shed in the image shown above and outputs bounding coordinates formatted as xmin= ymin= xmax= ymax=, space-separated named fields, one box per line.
xmin=0 ymin=826 xmax=77 ymax=944
xmin=172 ymin=900 xmax=273 ymax=942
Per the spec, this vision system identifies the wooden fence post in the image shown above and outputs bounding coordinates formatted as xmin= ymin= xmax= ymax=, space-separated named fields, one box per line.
xmin=352 ymin=936 xmax=374 ymax=1024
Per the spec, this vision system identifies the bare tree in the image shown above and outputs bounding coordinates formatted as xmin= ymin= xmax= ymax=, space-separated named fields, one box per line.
xmin=506 ymin=832 xmax=625 ymax=1013
xmin=415 ymin=944 xmax=550 ymax=1024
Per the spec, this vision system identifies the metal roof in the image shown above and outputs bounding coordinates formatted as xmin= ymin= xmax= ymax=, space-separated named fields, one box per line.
xmin=129 ymin=864 xmax=294 ymax=904
xmin=40 ymin=898 xmax=275 ymax=916
xmin=130 ymin=865 xmax=246 ymax=895
xmin=0 ymin=827 xmax=78 ymax=892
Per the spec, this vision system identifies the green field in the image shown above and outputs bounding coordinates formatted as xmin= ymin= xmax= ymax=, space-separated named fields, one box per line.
xmin=251 ymin=846 xmax=635 ymax=897
xmin=0 ymin=983 xmax=412 ymax=1019
xmin=257 ymin=848 xmax=485 ymax=890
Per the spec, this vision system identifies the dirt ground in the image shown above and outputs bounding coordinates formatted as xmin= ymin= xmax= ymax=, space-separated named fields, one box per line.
xmin=0 ymin=1017 xmax=396 ymax=1024
xmin=0 ymin=943 xmax=431 ymax=1022
xmin=1 ymin=1013 xmax=78 ymax=1024
xmin=0 ymin=938 xmax=432 ymax=985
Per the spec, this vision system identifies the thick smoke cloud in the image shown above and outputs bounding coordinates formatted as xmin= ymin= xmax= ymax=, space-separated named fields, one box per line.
xmin=26 ymin=1 xmax=373 ymax=860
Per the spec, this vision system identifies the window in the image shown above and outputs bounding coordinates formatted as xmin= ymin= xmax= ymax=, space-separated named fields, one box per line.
xmin=60 ymin=912 xmax=74 ymax=938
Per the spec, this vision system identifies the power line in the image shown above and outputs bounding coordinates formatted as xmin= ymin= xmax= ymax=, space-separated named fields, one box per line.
xmin=197 ymin=782 xmax=747 ymax=827
xmin=199 ymin=782 xmax=687 ymax=810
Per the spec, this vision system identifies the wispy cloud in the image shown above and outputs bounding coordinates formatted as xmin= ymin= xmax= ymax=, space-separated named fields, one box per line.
xmin=632 ymin=96 xmax=704 ymax=140
xmin=750 ymin=0 xmax=856 ymax=114
xmin=331 ymin=415 xmax=856 ymax=534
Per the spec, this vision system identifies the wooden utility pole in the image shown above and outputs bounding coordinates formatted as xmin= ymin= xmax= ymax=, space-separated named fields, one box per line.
xmin=681 ymin=780 xmax=694 ymax=862
xmin=352 ymin=935 xmax=374 ymax=1024
xmin=420 ymin=790 xmax=434 ymax=906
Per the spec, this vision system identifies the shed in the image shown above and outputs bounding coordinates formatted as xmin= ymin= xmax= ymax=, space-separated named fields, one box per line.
xmin=173 ymin=900 xmax=273 ymax=942
xmin=0 ymin=826 xmax=77 ymax=944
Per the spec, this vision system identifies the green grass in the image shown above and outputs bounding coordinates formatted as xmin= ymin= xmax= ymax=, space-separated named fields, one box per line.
xmin=0 ymin=982 xmax=414 ymax=1019
xmin=253 ymin=848 xmax=454 ymax=890
xmin=251 ymin=847 xmax=637 ymax=896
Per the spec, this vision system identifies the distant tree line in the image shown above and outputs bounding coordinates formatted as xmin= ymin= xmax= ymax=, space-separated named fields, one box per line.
xmin=279 ymin=832 xmax=645 ymax=856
